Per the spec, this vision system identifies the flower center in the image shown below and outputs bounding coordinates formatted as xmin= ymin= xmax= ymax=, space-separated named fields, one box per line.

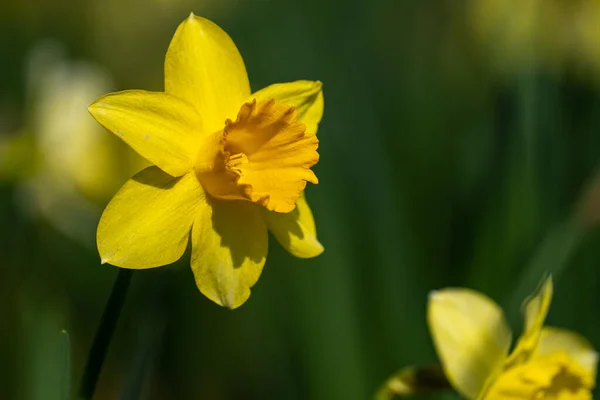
xmin=194 ymin=99 xmax=319 ymax=213
xmin=484 ymin=352 xmax=594 ymax=400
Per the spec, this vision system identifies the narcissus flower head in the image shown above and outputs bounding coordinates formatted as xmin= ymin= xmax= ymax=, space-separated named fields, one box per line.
xmin=89 ymin=13 xmax=325 ymax=309
xmin=429 ymin=277 xmax=597 ymax=399
xmin=378 ymin=277 xmax=597 ymax=399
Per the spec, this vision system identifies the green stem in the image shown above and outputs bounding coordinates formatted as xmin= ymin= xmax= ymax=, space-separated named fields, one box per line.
xmin=79 ymin=268 xmax=134 ymax=399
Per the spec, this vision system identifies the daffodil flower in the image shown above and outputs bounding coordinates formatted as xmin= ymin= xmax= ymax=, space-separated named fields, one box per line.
xmin=378 ymin=277 xmax=598 ymax=399
xmin=88 ymin=14 xmax=324 ymax=309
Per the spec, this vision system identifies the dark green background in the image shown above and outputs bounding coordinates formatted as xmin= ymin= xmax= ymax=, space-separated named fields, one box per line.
xmin=2 ymin=0 xmax=600 ymax=399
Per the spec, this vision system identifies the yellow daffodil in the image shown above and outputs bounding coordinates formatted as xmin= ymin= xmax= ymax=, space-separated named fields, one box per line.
xmin=378 ymin=276 xmax=598 ymax=399
xmin=88 ymin=13 xmax=324 ymax=309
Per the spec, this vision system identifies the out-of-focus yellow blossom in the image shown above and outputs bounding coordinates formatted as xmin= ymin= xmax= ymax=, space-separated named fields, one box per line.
xmin=469 ymin=0 xmax=600 ymax=77
xmin=378 ymin=276 xmax=598 ymax=399
xmin=89 ymin=14 xmax=325 ymax=309
xmin=0 ymin=41 xmax=146 ymax=244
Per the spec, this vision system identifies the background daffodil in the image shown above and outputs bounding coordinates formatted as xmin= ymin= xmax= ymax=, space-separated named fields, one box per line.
xmin=0 ymin=41 xmax=146 ymax=246
xmin=88 ymin=14 xmax=324 ymax=309
xmin=378 ymin=277 xmax=598 ymax=399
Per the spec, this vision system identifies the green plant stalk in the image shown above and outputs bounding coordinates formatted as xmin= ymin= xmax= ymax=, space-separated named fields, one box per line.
xmin=60 ymin=330 xmax=71 ymax=400
xmin=79 ymin=269 xmax=134 ymax=399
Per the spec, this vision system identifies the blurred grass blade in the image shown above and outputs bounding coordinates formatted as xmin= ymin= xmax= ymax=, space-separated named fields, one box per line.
xmin=505 ymin=220 xmax=583 ymax=321
xmin=59 ymin=330 xmax=71 ymax=400
xmin=22 ymin=296 xmax=69 ymax=400
xmin=506 ymin=164 xmax=600 ymax=320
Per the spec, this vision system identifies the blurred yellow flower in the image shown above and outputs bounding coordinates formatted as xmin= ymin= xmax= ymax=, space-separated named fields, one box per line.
xmin=378 ymin=277 xmax=598 ymax=399
xmin=89 ymin=13 xmax=324 ymax=309
xmin=0 ymin=41 xmax=146 ymax=245
xmin=469 ymin=0 xmax=600 ymax=77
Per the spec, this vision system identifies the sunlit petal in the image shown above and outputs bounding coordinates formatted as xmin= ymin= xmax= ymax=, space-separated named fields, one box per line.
xmin=98 ymin=167 xmax=202 ymax=268
xmin=484 ymin=351 xmax=594 ymax=400
xmin=533 ymin=327 xmax=598 ymax=378
xmin=428 ymin=288 xmax=512 ymax=399
xmin=263 ymin=192 xmax=323 ymax=258
xmin=251 ymin=80 xmax=324 ymax=134
xmin=89 ymin=90 xmax=202 ymax=177
xmin=165 ymin=14 xmax=251 ymax=134
xmin=191 ymin=199 xmax=268 ymax=309
xmin=506 ymin=276 xmax=553 ymax=367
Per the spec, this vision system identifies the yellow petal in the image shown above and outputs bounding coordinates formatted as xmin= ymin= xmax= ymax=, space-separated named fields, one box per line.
xmin=532 ymin=327 xmax=598 ymax=378
xmin=263 ymin=192 xmax=323 ymax=258
xmin=191 ymin=199 xmax=268 ymax=309
xmin=251 ymin=80 xmax=324 ymax=134
xmin=428 ymin=288 xmax=512 ymax=400
xmin=195 ymin=99 xmax=319 ymax=213
xmin=89 ymin=90 xmax=202 ymax=177
xmin=165 ymin=14 xmax=250 ymax=134
xmin=506 ymin=276 xmax=553 ymax=367
xmin=98 ymin=167 xmax=202 ymax=268
xmin=484 ymin=351 xmax=594 ymax=400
